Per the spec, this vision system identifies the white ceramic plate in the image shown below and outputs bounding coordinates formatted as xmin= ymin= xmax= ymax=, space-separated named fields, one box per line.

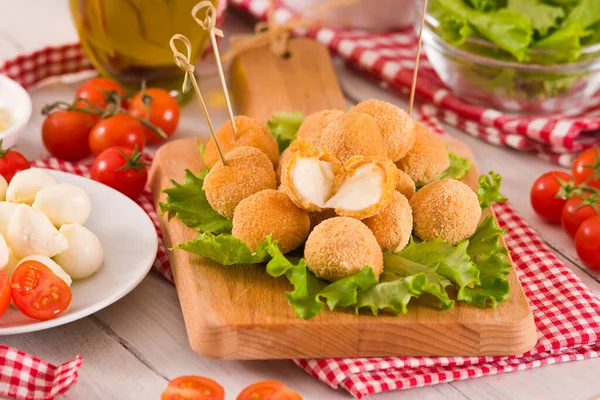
xmin=0 ymin=170 xmax=158 ymax=335
xmin=0 ymin=74 xmax=32 ymax=148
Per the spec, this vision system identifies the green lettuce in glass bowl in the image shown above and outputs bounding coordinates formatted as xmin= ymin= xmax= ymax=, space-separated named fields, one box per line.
xmin=421 ymin=0 xmax=600 ymax=114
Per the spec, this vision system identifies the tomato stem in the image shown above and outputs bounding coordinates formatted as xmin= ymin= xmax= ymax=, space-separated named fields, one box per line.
xmin=0 ymin=139 xmax=17 ymax=159
xmin=117 ymin=145 xmax=149 ymax=172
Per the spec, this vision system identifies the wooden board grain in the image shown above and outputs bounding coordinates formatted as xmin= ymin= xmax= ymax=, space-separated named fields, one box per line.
xmin=148 ymin=39 xmax=536 ymax=359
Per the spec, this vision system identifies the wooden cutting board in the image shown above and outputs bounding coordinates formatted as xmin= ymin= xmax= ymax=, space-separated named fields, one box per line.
xmin=149 ymin=39 xmax=537 ymax=359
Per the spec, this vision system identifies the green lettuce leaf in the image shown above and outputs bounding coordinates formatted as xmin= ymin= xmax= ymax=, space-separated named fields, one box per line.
xmin=438 ymin=152 xmax=472 ymax=181
xmin=478 ymin=171 xmax=508 ymax=209
xmin=439 ymin=14 xmax=476 ymax=45
xmin=267 ymin=111 xmax=305 ymax=153
xmin=355 ymin=274 xmax=428 ymax=315
xmin=160 ymin=170 xmax=232 ymax=234
xmin=563 ymin=0 xmax=600 ymax=30
xmin=266 ymin=244 xmax=377 ymax=319
xmin=175 ymin=233 xmax=271 ymax=265
xmin=534 ymin=24 xmax=588 ymax=63
xmin=507 ymin=0 xmax=565 ymax=36
xmin=466 ymin=0 xmax=506 ymax=11
xmin=467 ymin=216 xmax=509 ymax=258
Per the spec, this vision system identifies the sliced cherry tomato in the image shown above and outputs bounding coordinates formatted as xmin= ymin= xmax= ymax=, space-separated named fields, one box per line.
xmin=129 ymin=88 xmax=180 ymax=144
xmin=572 ymin=148 xmax=600 ymax=189
xmin=0 ymin=271 xmax=10 ymax=317
xmin=90 ymin=146 xmax=148 ymax=199
xmin=530 ymin=171 xmax=572 ymax=224
xmin=42 ymin=110 xmax=96 ymax=161
xmin=0 ymin=141 xmax=30 ymax=183
xmin=89 ymin=114 xmax=146 ymax=157
xmin=75 ymin=77 xmax=125 ymax=111
xmin=161 ymin=376 xmax=224 ymax=400
xmin=575 ymin=215 xmax=600 ymax=271
xmin=561 ymin=195 xmax=600 ymax=238
xmin=237 ymin=381 xmax=302 ymax=400
xmin=10 ymin=261 xmax=72 ymax=321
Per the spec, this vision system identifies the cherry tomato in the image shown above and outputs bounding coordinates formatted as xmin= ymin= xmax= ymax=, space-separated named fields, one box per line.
xmin=161 ymin=376 xmax=224 ymax=400
xmin=75 ymin=77 xmax=125 ymax=111
xmin=237 ymin=381 xmax=302 ymax=400
xmin=129 ymin=88 xmax=180 ymax=144
xmin=0 ymin=142 xmax=30 ymax=183
xmin=572 ymin=148 xmax=600 ymax=189
xmin=10 ymin=261 xmax=72 ymax=321
xmin=561 ymin=195 xmax=600 ymax=238
xmin=89 ymin=114 xmax=146 ymax=157
xmin=90 ymin=146 xmax=148 ymax=199
xmin=42 ymin=110 xmax=96 ymax=161
xmin=0 ymin=271 xmax=10 ymax=317
xmin=530 ymin=171 xmax=572 ymax=224
xmin=575 ymin=216 xmax=600 ymax=271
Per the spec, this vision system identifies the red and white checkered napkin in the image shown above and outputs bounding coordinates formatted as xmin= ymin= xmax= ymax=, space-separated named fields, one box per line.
xmin=292 ymin=201 xmax=600 ymax=399
xmin=231 ymin=0 xmax=600 ymax=167
xmin=0 ymin=345 xmax=82 ymax=400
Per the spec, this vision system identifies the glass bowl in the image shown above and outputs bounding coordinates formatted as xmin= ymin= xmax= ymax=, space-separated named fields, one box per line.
xmin=421 ymin=13 xmax=600 ymax=114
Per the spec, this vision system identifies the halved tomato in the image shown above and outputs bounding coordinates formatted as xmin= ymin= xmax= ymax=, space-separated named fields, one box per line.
xmin=161 ymin=376 xmax=224 ymax=400
xmin=237 ymin=381 xmax=302 ymax=400
xmin=0 ymin=271 xmax=10 ymax=317
xmin=10 ymin=261 xmax=72 ymax=321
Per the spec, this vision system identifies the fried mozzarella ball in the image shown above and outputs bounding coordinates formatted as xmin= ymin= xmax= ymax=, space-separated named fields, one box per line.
xmin=17 ymin=255 xmax=72 ymax=286
xmin=363 ymin=191 xmax=413 ymax=252
xmin=320 ymin=112 xmax=387 ymax=164
xmin=296 ymin=109 xmax=345 ymax=145
xmin=279 ymin=139 xmax=341 ymax=212
xmin=305 ymin=217 xmax=383 ymax=282
xmin=32 ymin=183 xmax=92 ymax=227
xmin=7 ymin=204 xmax=68 ymax=259
xmin=395 ymin=122 xmax=450 ymax=186
xmin=203 ymin=116 xmax=279 ymax=168
xmin=396 ymin=168 xmax=416 ymax=200
xmin=350 ymin=99 xmax=415 ymax=161
xmin=232 ymin=189 xmax=310 ymax=254
xmin=6 ymin=168 xmax=58 ymax=205
xmin=308 ymin=209 xmax=337 ymax=231
xmin=275 ymin=147 xmax=293 ymax=184
xmin=203 ymin=146 xmax=277 ymax=219
xmin=410 ymin=179 xmax=481 ymax=244
xmin=53 ymin=223 xmax=103 ymax=280
xmin=0 ymin=175 xmax=7 ymax=201
xmin=325 ymin=156 xmax=398 ymax=220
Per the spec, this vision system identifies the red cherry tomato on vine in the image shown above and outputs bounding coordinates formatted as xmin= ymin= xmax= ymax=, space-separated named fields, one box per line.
xmin=129 ymin=88 xmax=180 ymax=144
xmin=0 ymin=141 xmax=30 ymax=183
xmin=575 ymin=216 xmax=600 ymax=271
xmin=530 ymin=171 xmax=572 ymax=224
xmin=42 ymin=110 xmax=96 ymax=161
xmin=75 ymin=77 xmax=125 ymax=111
xmin=90 ymin=146 xmax=148 ymax=199
xmin=561 ymin=195 xmax=600 ymax=238
xmin=89 ymin=114 xmax=146 ymax=157
xmin=572 ymin=148 xmax=600 ymax=189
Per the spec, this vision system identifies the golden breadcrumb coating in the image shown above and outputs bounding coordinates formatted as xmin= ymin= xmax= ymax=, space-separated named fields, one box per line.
xmin=410 ymin=179 xmax=481 ymax=245
xmin=280 ymin=139 xmax=341 ymax=212
xmin=396 ymin=168 xmax=416 ymax=200
xmin=204 ymin=115 xmax=279 ymax=168
xmin=308 ymin=209 xmax=337 ymax=231
xmin=297 ymin=109 xmax=344 ymax=145
xmin=203 ymin=147 xmax=276 ymax=219
xmin=232 ymin=189 xmax=310 ymax=254
xmin=395 ymin=122 xmax=450 ymax=186
xmin=329 ymin=156 xmax=398 ymax=220
xmin=320 ymin=112 xmax=387 ymax=164
xmin=349 ymin=99 xmax=415 ymax=162
xmin=275 ymin=147 xmax=292 ymax=184
xmin=363 ymin=191 xmax=413 ymax=252
xmin=305 ymin=217 xmax=383 ymax=282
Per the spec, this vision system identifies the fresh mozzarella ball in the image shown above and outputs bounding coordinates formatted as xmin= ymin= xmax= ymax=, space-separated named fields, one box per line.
xmin=0 ymin=201 xmax=17 ymax=238
xmin=53 ymin=224 xmax=103 ymax=280
xmin=0 ymin=175 xmax=7 ymax=201
xmin=3 ymin=249 xmax=19 ymax=278
xmin=33 ymin=183 xmax=92 ymax=227
xmin=7 ymin=204 xmax=68 ymax=259
xmin=6 ymin=168 xmax=58 ymax=205
xmin=0 ymin=232 xmax=8 ymax=270
xmin=18 ymin=255 xmax=72 ymax=286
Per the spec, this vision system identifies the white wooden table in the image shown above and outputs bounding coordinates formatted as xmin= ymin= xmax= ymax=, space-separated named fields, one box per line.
xmin=2 ymin=2 xmax=600 ymax=399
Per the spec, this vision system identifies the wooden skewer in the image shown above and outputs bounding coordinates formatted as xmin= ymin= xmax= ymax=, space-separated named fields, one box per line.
xmin=192 ymin=1 xmax=238 ymax=141
xmin=408 ymin=0 xmax=428 ymax=117
xmin=170 ymin=34 xmax=227 ymax=166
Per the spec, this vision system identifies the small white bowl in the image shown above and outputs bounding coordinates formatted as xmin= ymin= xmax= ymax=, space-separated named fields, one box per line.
xmin=0 ymin=75 xmax=32 ymax=148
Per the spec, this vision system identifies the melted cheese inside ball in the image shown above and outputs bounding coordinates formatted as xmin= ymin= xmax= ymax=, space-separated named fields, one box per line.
xmin=325 ymin=164 xmax=383 ymax=211
xmin=291 ymin=158 xmax=336 ymax=208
